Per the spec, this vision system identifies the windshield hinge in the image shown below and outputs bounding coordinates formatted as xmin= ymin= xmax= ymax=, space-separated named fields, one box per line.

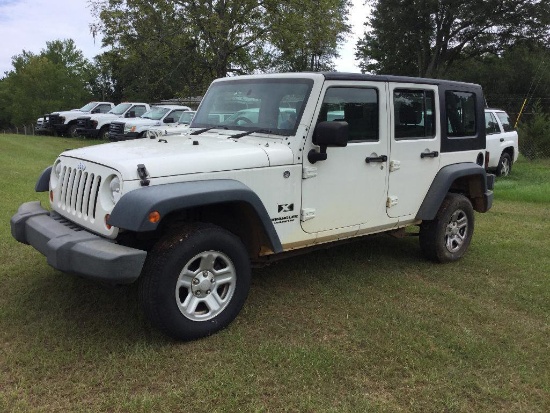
xmin=137 ymin=164 xmax=150 ymax=186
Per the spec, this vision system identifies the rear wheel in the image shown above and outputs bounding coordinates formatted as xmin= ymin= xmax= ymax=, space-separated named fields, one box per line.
xmin=496 ymin=152 xmax=512 ymax=177
xmin=419 ymin=193 xmax=474 ymax=263
xmin=139 ymin=223 xmax=251 ymax=341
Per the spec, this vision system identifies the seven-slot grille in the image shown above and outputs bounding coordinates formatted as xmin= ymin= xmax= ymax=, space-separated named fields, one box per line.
xmin=58 ymin=165 xmax=102 ymax=220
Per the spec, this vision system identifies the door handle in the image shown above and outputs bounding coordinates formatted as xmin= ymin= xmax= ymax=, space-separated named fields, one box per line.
xmin=420 ymin=151 xmax=439 ymax=159
xmin=365 ymin=155 xmax=388 ymax=163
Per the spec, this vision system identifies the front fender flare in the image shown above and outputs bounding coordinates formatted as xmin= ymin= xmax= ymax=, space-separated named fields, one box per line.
xmin=109 ymin=179 xmax=282 ymax=253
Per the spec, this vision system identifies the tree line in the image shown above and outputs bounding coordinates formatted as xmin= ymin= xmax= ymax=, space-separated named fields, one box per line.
xmin=1 ymin=0 xmax=549 ymax=131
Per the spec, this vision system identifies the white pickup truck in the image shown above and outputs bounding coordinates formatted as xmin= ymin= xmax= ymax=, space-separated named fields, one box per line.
xmin=76 ymin=102 xmax=150 ymax=140
xmin=485 ymin=109 xmax=519 ymax=176
xmin=109 ymin=105 xmax=192 ymax=141
xmin=46 ymin=102 xmax=115 ymax=137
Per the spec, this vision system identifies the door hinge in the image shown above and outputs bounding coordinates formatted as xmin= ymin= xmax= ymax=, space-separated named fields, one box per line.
xmin=387 ymin=196 xmax=399 ymax=208
xmin=389 ymin=160 xmax=401 ymax=172
xmin=300 ymin=208 xmax=316 ymax=222
xmin=302 ymin=166 xmax=318 ymax=179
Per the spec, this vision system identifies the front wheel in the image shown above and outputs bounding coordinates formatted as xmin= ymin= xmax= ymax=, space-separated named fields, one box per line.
xmin=66 ymin=124 xmax=78 ymax=138
xmin=419 ymin=193 xmax=474 ymax=263
xmin=139 ymin=223 xmax=251 ymax=341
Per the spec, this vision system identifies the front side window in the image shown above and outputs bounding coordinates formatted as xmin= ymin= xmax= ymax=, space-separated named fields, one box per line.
xmin=496 ymin=112 xmax=513 ymax=132
xmin=192 ymin=78 xmax=313 ymax=136
xmin=132 ymin=106 xmax=147 ymax=117
xmin=446 ymin=91 xmax=476 ymax=137
xmin=485 ymin=112 xmax=500 ymax=134
xmin=317 ymin=87 xmax=379 ymax=141
xmin=97 ymin=104 xmax=112 ymax=113
xmin=394 ymin=89 xmax=435 ymax=140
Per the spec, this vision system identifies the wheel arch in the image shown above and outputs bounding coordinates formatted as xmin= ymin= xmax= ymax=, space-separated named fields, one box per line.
xmin=109 ymin=179 xmax=283 ymax=256
xmin=416 ymin=163 xmax=494 ymax=220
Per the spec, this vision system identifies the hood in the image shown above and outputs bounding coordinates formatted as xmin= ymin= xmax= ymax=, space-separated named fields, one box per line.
xmin=86 ymin=113 xmax=120 ymax=121
xmin=61 ymin=132 xmax=294 ymax=180
xmin=124 ymin=117 xmax=163 ymax=128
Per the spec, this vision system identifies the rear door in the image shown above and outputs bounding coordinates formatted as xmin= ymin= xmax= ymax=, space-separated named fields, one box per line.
xmin=386 ymin=83 xmax=441 ymax=218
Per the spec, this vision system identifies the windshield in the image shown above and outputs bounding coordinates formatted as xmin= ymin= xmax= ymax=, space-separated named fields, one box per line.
xmin=109 ymin=103 xmax=132 ymax=115
xmin=79 ymin=102 xmax=97 ymax=112
xmin=142 ymin=107 xmax=170 ymax=120
xmin=178 ymin=111 xmax=196 ymax=124
xmin=191 ymin=78 xmax=314 ymax=136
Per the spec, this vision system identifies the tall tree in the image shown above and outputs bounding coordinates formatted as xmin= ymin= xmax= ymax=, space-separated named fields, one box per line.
xmin=268 ymin=0 xmax=351 ymax=72
xmin=356 ymin=0 xmax=550 ymax=77
xmin=0 ymin=40 xmax=95 ymax=126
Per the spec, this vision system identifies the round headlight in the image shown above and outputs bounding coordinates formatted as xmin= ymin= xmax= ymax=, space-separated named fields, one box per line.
xmin=53 ymin=161 xmax=63 ymax=178
xmin=109 ymin=177 xmax=121 ymax=203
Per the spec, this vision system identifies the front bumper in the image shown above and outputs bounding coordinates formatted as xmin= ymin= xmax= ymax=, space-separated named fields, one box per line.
xmin=10 ymin=202 xmax=147 ymax=284
xmin=76 ymin=128 xmax=101 ymax=138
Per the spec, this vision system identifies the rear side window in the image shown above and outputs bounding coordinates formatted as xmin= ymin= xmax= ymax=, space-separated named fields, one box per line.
xmin=485 ymin=112 xmax=500 ymax=134
xmin=317 ymin=87 xmax=379 ymax=141
xmin=394 ymin=89 xmax=435 ymax=140
xmin=446 ymin=91 xmax=476 ymax=137
xmin=496 ymin=112 xmax=513 ymax=132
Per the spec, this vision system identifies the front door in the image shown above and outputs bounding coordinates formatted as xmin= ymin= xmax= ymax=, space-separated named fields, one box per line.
xmin=301 ymin=81 xmax=390 ymax=234
xmin=386 ymin=83 xmax=441 ymax=218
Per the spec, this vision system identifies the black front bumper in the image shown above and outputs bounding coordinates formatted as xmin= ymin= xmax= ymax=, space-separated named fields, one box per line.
xmin=11 ymin=202 xmax=147 ymax=284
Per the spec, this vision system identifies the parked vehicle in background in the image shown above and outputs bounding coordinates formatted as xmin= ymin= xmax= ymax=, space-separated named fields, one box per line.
xmin=35 ymin=115 xmax=50 ymax=135
xmin=146 ymin=111 xmax=196 ymax=138
xmin=485 ymin=108 xmax=519 ymax=176
xmin=45 ymin=102 xmax=115 ymax=137
xmin=109 ymin=105 xmax=191 ymax=141
xmin=76 ymin=102 xmax=150 ymax=140
xmin=11 ymin=73 xmax=494 ymax=341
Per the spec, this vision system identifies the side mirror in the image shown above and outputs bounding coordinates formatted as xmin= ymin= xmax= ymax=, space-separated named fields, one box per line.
xmin=308 ymin=121 xmax=348 ymax=163
xmin=126 ymin=111 xmax=136 ymax=118
xmin=163 ymin=117 xmax=174 ymax=123
xmin=91 ymin=108 xmax=100 ymax=114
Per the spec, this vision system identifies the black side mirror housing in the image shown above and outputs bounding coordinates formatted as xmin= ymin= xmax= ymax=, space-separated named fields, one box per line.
xmin=309 ymin=121 xmax=349 ymax=163
xmin=126 ymin=111 xmax=136 ymax=118
xmin=163 ymin=117 xmax=174 ymax=123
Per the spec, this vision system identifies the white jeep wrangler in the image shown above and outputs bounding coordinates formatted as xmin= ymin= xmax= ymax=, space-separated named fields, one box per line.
xmin=11 ymin=73 xmax=494 ymax=341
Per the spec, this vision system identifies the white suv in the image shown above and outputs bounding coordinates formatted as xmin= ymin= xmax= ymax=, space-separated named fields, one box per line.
xmin=12 ymin=73 xmax=494 ymax=341
xmin=485 ymin=108 xmax=519 ymax=176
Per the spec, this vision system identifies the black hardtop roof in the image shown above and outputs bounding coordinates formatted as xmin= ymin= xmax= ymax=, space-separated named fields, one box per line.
xmin=322 ymin=72 xmax=481 ymax=89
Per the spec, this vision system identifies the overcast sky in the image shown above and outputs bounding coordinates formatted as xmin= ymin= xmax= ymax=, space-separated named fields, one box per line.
xmin=0 ymin=0 xmax=368 ymax=77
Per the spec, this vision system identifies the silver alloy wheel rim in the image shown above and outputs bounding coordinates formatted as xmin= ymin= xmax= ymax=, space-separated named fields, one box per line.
xmin=175 ymin=250 xmax=236 ymax=321
xmin=501 ymin=157 xmax=510 ymax=176
xmin=444 ymin=209 xmax=468 ymax=253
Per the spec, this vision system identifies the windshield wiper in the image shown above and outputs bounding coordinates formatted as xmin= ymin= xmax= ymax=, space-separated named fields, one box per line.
xmin=190 ymin=125 xmax=228 ymax=135
xmin=228 ymin=128 xmax=273 ymax=139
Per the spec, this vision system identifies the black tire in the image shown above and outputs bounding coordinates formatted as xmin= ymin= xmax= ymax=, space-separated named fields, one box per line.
xmin=496 ymin=152 xmax=512 ymax=177
xmin=139 ymin=223 xmax=251 ymax=341
xmin=99 ymin=126 xmax=109 ymax=140
xmin=66 ymin=124 xmax=78 ymax=138
xmin=419 ymin=193 xmax=474 ymax=263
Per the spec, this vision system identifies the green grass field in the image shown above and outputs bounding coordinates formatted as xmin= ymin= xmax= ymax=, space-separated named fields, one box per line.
xmin=1 ymin=134 xmax=549 ymax=412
